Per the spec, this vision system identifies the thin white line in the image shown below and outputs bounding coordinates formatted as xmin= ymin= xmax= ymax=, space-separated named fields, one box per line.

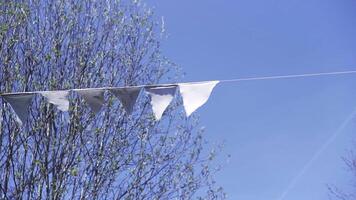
xmin=277 ymin=107 xmax=356 ymax=200
xmin=220 ymin=70 xmax=356 ymax=83
xmin=1 ymin=70 xmax=356 ymax=95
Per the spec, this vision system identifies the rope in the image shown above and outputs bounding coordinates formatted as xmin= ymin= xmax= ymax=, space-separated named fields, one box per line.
xmin=1 ymin=70 xmax=356 ymax=96
xmin=219 ymin=70 xmax=356 ymax=83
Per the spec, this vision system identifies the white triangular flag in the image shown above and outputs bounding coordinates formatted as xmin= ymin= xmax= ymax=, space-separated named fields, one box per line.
xmin=145 ymin=85 xmax=177 ymax=120
xmin=40 ymin=90 xmax=70 ymax=111
xmin=179 ymin=81 xmax=219 ymax=116
xmin=76 ymin=89 xmax=105 ymax=113
xmin=110 ymin=87 xmax=141 ymax=115
xmin=2 ymin=93 xmax=35 ymax=124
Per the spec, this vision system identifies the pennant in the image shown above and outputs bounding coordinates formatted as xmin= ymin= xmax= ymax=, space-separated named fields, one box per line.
xmin=2 ymin=93 xmax=35 ymax=124
xmin=179 ymin=81 xmax=219 ymax=116
xmin=110 ymin=87 xmax=141 ymax=115
xmin=76 ymin=89 xmax=105 ymax=113
xmin=40 ymin=90 xmax=70 ymax=111
xmin=145 ymin=85 xmax=177 ymax=120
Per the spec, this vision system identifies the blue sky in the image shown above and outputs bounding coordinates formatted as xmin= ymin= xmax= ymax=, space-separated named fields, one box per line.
xmin=146 ymin=0 xmax=356 ymax=199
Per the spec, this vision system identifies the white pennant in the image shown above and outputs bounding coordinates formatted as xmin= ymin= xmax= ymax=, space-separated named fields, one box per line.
xmin=179 ymin=81 xmax=219 ymax=116
xmin=40 ymin=90 xmax=70 ymax=111
xmin=145 ymin=85 xmax=177 ymax=120
xmin=76 ymin=89 xmax=105 ymax=113
xmin=2 ymin=93 xmax=35 ymax=124
xmin=110 ymin=87 xmax=141 ymax=115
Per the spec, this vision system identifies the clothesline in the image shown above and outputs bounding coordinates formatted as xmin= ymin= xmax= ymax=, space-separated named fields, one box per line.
xmin=1 ymin=70 xmax=356 ymax=96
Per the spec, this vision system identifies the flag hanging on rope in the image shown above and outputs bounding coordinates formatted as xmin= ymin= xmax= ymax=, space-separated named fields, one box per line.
xmin=40 ymin=91 xmax=70 ymax=112
xmin=145 ymin=85 xmax=177 ymax=120
xmin=2 ymin=93 xmax=35 ymax=124
xmin=179 ymin=81 xmax=219 ymax=116
xmin=110 ymin=87 xmax=141 ymax=115
xmin=77 ymin=89 xmax=105 ymax=113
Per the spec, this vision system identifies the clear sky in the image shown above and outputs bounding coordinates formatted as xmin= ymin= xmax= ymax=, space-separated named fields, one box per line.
xmin=146 ymin=0 xmax=356 ymax=199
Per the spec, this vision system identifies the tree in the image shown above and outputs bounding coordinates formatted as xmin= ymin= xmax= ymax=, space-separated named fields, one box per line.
xmin=328 ymin=149 xmax=356 ymax=200
xmin=0 ymin=0 xmax=225 ymax=199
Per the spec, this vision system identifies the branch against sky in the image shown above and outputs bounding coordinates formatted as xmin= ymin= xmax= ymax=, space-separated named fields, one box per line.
xmin=0 ymin=0 xmax=225 ymax=199
xmin=328 ymin=148 xmax=356 ymax=200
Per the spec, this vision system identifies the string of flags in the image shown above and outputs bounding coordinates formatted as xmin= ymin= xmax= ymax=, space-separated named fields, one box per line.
xmin=0 ymin=81 xmax=219 ymax=124
xmin=2 ymin=69 xmax=356 ymax=125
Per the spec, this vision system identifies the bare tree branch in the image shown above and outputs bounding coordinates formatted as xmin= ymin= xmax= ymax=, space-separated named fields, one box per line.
xmin=0 ymin=0 xmax=225 ymax=199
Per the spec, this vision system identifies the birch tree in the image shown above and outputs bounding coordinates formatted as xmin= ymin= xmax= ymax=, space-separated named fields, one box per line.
xmin=0 ymin=0 xmax=225 ymax=199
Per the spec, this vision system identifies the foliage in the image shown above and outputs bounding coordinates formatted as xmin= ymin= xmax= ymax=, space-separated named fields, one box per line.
xmin=0 ymin=0 xmax=225 ymax=199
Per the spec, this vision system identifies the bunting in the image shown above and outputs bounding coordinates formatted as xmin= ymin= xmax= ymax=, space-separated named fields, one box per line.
xmin=40 ymin=90 xmax=70 ymax=111
xmin=0 ymin=81 xmax=218 ymax=124
xmin=2 ymin=93 xmax=35 ymax=124
xmin=145 ymin=85 xmax=177 ymax=120
xmin=110 ymin=87 xmax=141 ymax=115
xmin=179 ymin=81 xmax=219 ymax=116
xmin=76 ymin=89 xmax=105 ymax=113
xmin=1 ymin=69 xmax=355 ymax=125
